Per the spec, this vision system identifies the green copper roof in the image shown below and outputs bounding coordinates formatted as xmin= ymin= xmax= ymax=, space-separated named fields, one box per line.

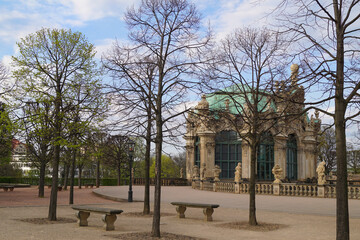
xmin=205 ymin=85 xmax=276 ymax=115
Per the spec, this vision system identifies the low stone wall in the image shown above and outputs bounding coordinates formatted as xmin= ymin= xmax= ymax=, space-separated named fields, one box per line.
xmin=134 ymin=178 xmax=188 ymax=186
xmin=192 ymin=179 xmax=360 ymax=199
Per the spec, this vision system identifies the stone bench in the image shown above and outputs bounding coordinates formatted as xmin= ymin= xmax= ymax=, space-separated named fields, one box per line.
xmin=72 ymin=205 xmax=123 ymax=231
xmin=171 ymin=202 xmax=219 ymax=221
xmin=46 ymin=185 xmax=63 ymax=191
xmin=84 ymin=184 xmax=94 ymax=188
xmin=0 ymin=185 xmax=15 ymax=192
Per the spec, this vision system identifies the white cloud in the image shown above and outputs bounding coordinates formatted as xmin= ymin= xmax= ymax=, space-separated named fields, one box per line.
xmin=0 ymin=0 xmax=138 ymax=46
xmin=94 ymin=38 xmax=116 ymax=59
xmin=206 ymin=0 xmax=280 ymax=39
xmin=58 ymin=0 xmax=139 ymax=22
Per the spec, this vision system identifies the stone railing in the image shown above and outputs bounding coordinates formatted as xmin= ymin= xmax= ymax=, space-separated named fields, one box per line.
xmin=215 ymin=181 xmax=235 ymax=193
xmin=134 ymin=178 xmax=188 ymax=186
xmin=191 ymin=179 xmax=360 ymax=199
xmin=324 ymin=185 xmax=360 ymax=199
xmin=256 ymin=183 xmax=273 ymax=195
xmin=279 ymin=183 xmax=317 ymax=197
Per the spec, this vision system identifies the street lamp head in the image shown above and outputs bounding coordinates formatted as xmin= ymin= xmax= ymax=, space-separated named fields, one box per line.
xmin=127 ymin=139 xmax=135 ymax=153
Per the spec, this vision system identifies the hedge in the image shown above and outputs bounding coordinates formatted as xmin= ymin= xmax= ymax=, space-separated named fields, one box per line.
xmin=0 ymin=177 xmax=127 ymax=186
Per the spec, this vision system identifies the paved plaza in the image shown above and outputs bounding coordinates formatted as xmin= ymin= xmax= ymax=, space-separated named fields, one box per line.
xmin=0 ymin=185 xmax=360 ymax=239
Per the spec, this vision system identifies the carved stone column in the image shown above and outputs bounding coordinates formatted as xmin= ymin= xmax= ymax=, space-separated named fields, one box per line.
xmin=303 ymin=131 xmax=317 ymax=179
xmin=274 ymin=134 xmax=287 ymax=179
xmin=198 ymin=131 xmax=216 ymax=179
xmin=241 ymin=143 xmax=250 ymax=179
xmin=184 ymin=134 xmax=195 ymax=181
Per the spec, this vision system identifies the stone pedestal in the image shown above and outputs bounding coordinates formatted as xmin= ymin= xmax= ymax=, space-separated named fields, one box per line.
xmin=317 ymin=185 xmax=325 ymax=198
xmin=200 ymin=180 xmax=204 ymax=190
xmin=76 ymin=211 xmax=90 ymax=226
xmin=213 ymin=181 xmax=218 ymax=192
xmin=235 ymin=182 xmax=240 ymax=194
xmin=203 ymin=208 xmax=214 ymax=221
xmin=102 ymin=214 xmax=117 ymax=231
xmin=273 ymin=183 xmax=280 ymax=195
xmin=176 ymin=206 xmax=186 ymax=218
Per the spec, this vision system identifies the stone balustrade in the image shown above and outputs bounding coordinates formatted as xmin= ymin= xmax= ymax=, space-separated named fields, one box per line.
xmin=191 ymin=179 xmax=360 ymax=199
xmin=215 ymin=181 xmax=235 ymax=193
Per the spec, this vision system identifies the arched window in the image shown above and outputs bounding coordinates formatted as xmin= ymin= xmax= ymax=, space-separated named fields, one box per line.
xmin=286 ymin=134 xmax=297 ymax=180
xmin=257 ymin=131 xmax=274 ymax=181
xmin=215 ymin=131 xmax=242 ymax=179
xmin=194 ymin=137 xmax=200 ymax=167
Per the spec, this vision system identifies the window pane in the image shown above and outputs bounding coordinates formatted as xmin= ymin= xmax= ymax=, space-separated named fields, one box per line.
xmin=222 ymin=145 xmax=228 ymax=160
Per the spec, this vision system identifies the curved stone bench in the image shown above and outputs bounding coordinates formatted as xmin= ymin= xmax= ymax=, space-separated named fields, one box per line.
xmin=171 ymin=202 xmax=219 ymax=221
xmin=1 ymin=185 xmax=15 ymax=192
xmin=72 ymin=205 xmax=123 ymax=231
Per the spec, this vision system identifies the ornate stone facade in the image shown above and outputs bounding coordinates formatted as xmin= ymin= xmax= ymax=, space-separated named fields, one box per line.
xmin=185 ymin=65 xmax=321 ymax=182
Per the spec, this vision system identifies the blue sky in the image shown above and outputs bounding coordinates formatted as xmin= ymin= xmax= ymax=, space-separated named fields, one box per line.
xmin=1 ymin=0 xmax=358 ymax=147
xmin=0 ymin=0 xmax=283 ymax=153
xmin=0 ymin=0 xmax=277 ymax=65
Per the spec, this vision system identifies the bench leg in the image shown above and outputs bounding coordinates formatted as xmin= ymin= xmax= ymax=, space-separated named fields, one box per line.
xmin=102 ymin=214 xmax=117 ymax=231
xmin=76 ymin=211 xmax=90 ymax=226
xmin=3 ymin=187 xmax=8 ymax=192
xmin=203 ymin=208 xmax=214 ymax=221
xmin=176 ymin=206 xmax=186 ymax=218
xmin=10 ymin=187 xmax=14 ymax=191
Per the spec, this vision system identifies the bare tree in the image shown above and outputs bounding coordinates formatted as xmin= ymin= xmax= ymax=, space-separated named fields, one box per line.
xmin=199 ymin=27 xmax=305 ymax=225
xmin=102 ymin=134 xmax=128 ymax=186
xmin=103 ymin=52 xmax=157 ymax=215
xmin=0 ymin=62 xmax=13 ymax=98
xmin=106 ymin=0 xmax=212 ymax=237
xmin=347 ymin=144 xmax=360 ymax=174
xmin=317 ymin=127 xmax=336 ymax=174
xmin=275 ymin=1 xmax=360 ymax=238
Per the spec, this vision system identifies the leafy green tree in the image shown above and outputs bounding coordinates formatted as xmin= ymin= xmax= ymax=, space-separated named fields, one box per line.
xmin=0 ymin=103 xmax=13 ymax=165
xmin=150 ymin=155 xmax=180 ymax=178
xmin=22 ymin=101 xmax=53 ymax=197
xmin=12 ymin=28 xmax=98 ymax=221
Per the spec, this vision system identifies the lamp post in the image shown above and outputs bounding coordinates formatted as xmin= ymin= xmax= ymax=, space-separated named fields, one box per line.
xmin=127 ymin=139 xmax=135 ymax=202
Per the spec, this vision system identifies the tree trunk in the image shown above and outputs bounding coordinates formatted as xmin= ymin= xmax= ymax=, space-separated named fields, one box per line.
xmin=96 ymin=159 xmax=100 ymax=188
xmin=78 ymin=165 xmax=83 ymax=189
xmin=48 ymin=92 xmax=61 ymax=221
xmin=38 ymin=156 xmax=46 ymax=198
xmin=117 ymin=161 xmax=121 ymax=186
xmin=69 ymin=148 xmax=76 ymax=204
xmin=63 ymin=163 xmax=70 ymax=190
xmin=334 ymin=14 xmax=349 ymax=239
xmin=249 ymin=142 xmax=258 ymax=226
xmin=143 ymin=107 xmax=152 ymax=215
xmin=151 ymin=109 xmax=162 ymax=237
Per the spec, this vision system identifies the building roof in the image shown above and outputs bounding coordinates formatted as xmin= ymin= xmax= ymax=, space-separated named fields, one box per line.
xmin=205 ymin=85 xmax=276 ymax=115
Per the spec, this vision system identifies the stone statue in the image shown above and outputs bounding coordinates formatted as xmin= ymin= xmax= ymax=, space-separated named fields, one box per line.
xmin=213 ymin=165 xmax=221 ymax=181
xmin=272 ymin=164 xmax=283 ymax=184
xmin=201 ymin=163 xmax=206 ymax=180
xmin=225 ymin=99 xmax=230 ymax=111
xmin=192 ymin=165 xmax=200 ymax=180
xmin=234 ymin=162 xmax=242 ymax=182
xmin=180 ymin=168 xmax=184 ymax=179
xmin=290 ymin=63 xmax=299 ymax=86
xmin=316 ymin=161 xmax=326 ymax=185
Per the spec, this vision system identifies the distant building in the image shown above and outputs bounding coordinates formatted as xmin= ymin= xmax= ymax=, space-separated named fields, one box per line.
xmin=185 ymin=65 xmax=321 ymax=182
xmin=11 ymin=139 xmax=31 ymax=175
